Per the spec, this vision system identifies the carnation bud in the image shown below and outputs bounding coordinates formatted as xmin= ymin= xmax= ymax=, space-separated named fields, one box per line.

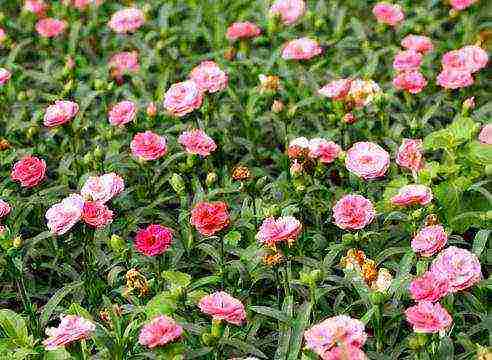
xmin=315 ymin=19 xmax=324 ymax=29
xmin=290 ymin=160 xmax=303 ymax=177
xmin=94 ymin=79 xmax=105 ymax=91
xmin=146 ymin=102 xmax=157 ymax=117
xmin=343 ymin=113 xmax=357 ymax=124
xmin=287 ymin=105 xmax=297 ymax=118
xmin=211 ymin=318 xmax=223 ymax=338
xmin=224 ymin=47 xmax=236 ymax=61
xmin=0 ymin=138 xmax=11 ymax=151
xmin=369 ymin=291 xmax=385 ymax=305
xmin=17 ymin=91 xmax=27 ymax=101
xmin=265 ymin=204 xmax=279 ymax=218
xmin=310 ymin=269 xmax=322 ymax=282
xmin=12 ymin=236 xmax=22 ymax=248
xmin=93 ymin=146 xmax=103 ymax=159
xmin=109 ymin=235 xmax=126 ymax=253
xmin=299 ymin=271 xmax=311 ymax=286
xmin=271 ymin=100 xmax=284 ymax=113
xmin=201 ymin=332 xmax=216 ymax=346
xmin=83 ymin=152 xmax=92 ymax=165
xmin=463 ymin=97 xmax=475 ymax=111
xmin=27 ymin=126 xmax=38 ymax=139
xmin=485 ymin=165 xmax=492 ymax=177
xmin=170 ymin=173 xmax=186 ymax=195
xmin=206 ymin=172 xmax=217 ymax=186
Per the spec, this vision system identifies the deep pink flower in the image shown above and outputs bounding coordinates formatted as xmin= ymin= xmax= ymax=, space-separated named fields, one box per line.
xmin=405 ymin=301 xmax=452 ymax=333
xmin=478 ymin=124 xmax=492 ymax=145
xmin=395 ymin=138 xmax=424 ymax=172
xmin=46 ymin=194 xmax=85 ymax=235
xmin=189 ymin=61 xmax=228 ymax=93
xmin=411 ymin=225 xmax=448 ymax=257
xmin=163 ymin=80 xmax=203 ymax=117
xmin=24 ymin=0 xmax=47 ymax=16
xmin=81 ymin=201 xmax=113 ymax=229
xmin=442 ymin=46 xmax=488 ymax=74
xmin=323 ymin=345 xmax=368 ymax=360
xmin=390 ymin=184 xmax=433 ymax=206
xmin=198 ymin=291 xmax=246 ymax=325
xmin=178 ymin=129 xmax=217 ymax=156
xmin=0 ymin=68 xmax=11 ymax=86
xmin=401 ymin=35 xmax=434 ymax=54
xmin=430 ymin=246 xmax=482 ymax=292
xmin=138 ymin=315 xmax=183 ymax=348
xmin=332 ymin=195 xmax=375 ymax=230
xmin=436 ymin=69 xmax=474 ymax=89
xmin=308 ymin=138 xmax=341 ymax=163
xmin=256 ymin=216 xmax=302 ymax=246
xmin=226 ymin=22 xmax=261 ymax=41
xmin=393 ymin=70 xmax=427 ymax=94
xmin=43 ymin=315 xmax=95 ymax=350
xmin=108 ymin=100 xmax=137 ymax=126
xmin=450 ymin=0 xmax=477 ymax=10
xmin=80 ymin=173 xmax=124 ymax=204
xmin=109 ymin=51 xmax=139 ymax=79
xmin=0 ymin=199 xmax=11 ymax=218
xmin=11 ymin=156 xmax=46 ymax=188
xmin=409 ymin=271 xmax=450 ymax=302
xmin=43 ymin=100 xmax=79 ymax=128
xmin=345 ymin=142 xmax=390 ymax=180
xmin=108 ymin=8 xmax=145 ymax=34
xmin=281 ymin=37 xmax=323 ymax=60
xmin=269 ymin=0 xmax=306 ymax=25
xmin=372 ymin=2 xmax=404 ymax=26
xmin=131 ymin=131 xmax=167 ymax=161
xmin=35 ymin=18 xmax=66 ymax=38
xmin=318 ymin=79 xmax=352 ymax=101
xmin=135 ymin=224 xmax=173 ymax=257
xmin=190 ymin=201 xmax=229 ymax=236
xmin=0 ymin=28 xmax=5 ymax=43
xmin=393 ymin=50 xmax=422 ymax=72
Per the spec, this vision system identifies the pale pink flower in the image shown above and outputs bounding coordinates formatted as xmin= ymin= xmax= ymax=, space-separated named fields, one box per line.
xmin=138 ymin=315 xmax=183 ymax=349
xmin=255 ymin=216 xmax=302 ymax=246
xmin=163 ymin=80 xmax=203 ymax=117
xmin=189 ymin=61 xmax=228 ymax=93
xmin=0 ymin=68 xmax=11 ymax=86
xmin=109 ymin=51 xmax=139 ymax=79
xmin=108 ymin=8 xmax=145 ymax=34
xmin=347 ymin=79 xmax=381 ymax=107
xmin=269 ymin=0 xmax=306 ymax=25
xmin=393 ymin=70 xmax=427 ymax=94
xmin=43 ymin=315 xmax=95 ymax=350
xmin=395 ymin=139 xmax=424 ymax=172
xmin=131 ymin=131 xmax=167 ymax=161
xmin=450 ymin=0 xmax=477 ymax=10
xmin=226 ymin=22 xmax=261 ymax=41
xmin=24 ymin=0 xmax=47 ymax=16
xmin=463 ymin=97 xmax=475 ymax=110
xmin=0 ymin=28 xmax=6 ymax=43
xmin=345 ymin=142 xmax=390 ymax=180
xmin=43 ymin=100 xmax=79 ymax=128
xmin=281 ymin=37 xmax=323 ymax=60
xmin=46 ymin=194 xmax=85 ymax=235
xmin=405 ymin=301 xmax=452 ymax=333
xmin=0 ymin=199 xmax=11 ymax=218
xmin=411 ymin=225 xmax=448 ymax=257
xmin=108 ymin=100 xmax=137 ymax=126
xmin=80 ymin=173 xmax=124 ymax=204
xmin=442 ymin=46 xmax=488 ymax=74
xmin=178 ymin=129 xmax=217 ymax=156
xmin=308 ymin=138 xmax=341 ymax=163
xmin=478 ymin=124 xmax=492 ymax=145
xmin=323 ymin=346 xmax=368 ymax=360
xmin=393 ymin=50 xmax=422 ymax=72
xmin=332 ymin=195 xmax=375 ymax=230
xmin=430 ymin=246 xmax=482 ymax=292
xmin=436 ymin=69 xmax=474 ymax=89
xmin=68 ymin=0 xmax=102 ymax=10
xmin=318 ymin=79 xmax=352 ymax=101
xmin=401 ymin=35 xmax=434 ymax=54
xmin=409 ymin=271 xmax=450 ymax=302
xmin=372 ymin=2 xmax=404 ymax=26
xmin=81 ymin=201 xmax=113 ymax=229
xmin=35 ymin=18 xmax=67 ymax=38
xmin=198 ymin=291 xmax=246 ymax=325
xmin=390 ymin=184 xmax=433 ymax=206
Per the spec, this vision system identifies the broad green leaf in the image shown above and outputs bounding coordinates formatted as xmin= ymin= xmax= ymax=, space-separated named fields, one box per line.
xmin=162 ymin=271 xmax=192 ymax=289
xmin=145 ymin=292 xmax=177 ymax=318
xmin=0 ymin=310 xmax=34 ymax=348
xmin=40 ymin=282 xmax=83 ymax=327
xmin=250 ymin=306 xmax=291 ymax=323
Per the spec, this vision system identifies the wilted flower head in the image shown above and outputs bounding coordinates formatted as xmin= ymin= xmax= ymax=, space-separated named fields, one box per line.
xmin=35 ymin=18 xmax=67 ymax=38
xmin=163 ymin=80 xmax=203 ymax=117
xmin=345 ymin=142 xmax=390 ymax=180
xmin=125 ymin=268 xmax=149 ymax=297
xmin=409 ymin=271 xmax=450 ymax=302
xmin=393 ymin=50 xmax=422 ymax=72
xmin=226 ymin=22 xmax=261 ymax=41
xmin=371 ymin=268 xmax=393 ymax=293
xmin=396 ymin=138 xmax=424 ymax=172
xmin=269 ymin=0 xmax=306 ymax=25
xmin=333 ymin=195 xmax=375 ymax=230
xmin=46 ymin=194 xmax=85 ymax=235
xmin=478 ymin=124 xmax=492 ymax=145
xmin=43 ymin=315 xmax=95 ymax=350
xmin=138 ymin=315 xmax=183 ymax=349
xmin=108 ymin=8 xmax=145 ymax=34
xmin=80 ymin=173 xmax=124 ymax=204
xmin=308 ymin=138 xmax=341 ymax=163
xmin=343 ymin=113 xmax=357 ymax=124
xmin=401 ymin=35 xmax=434 ymax=54
xmin=347 ymin=79 xmax=381 ymax=107
xmin=372 ymin=2 xmax=404 ymax=26
xmin=393 ymin=70 xmax=427 ymax=94
xmin=390 ymin=184 xmax=433 ymax=206
xmin=108 ymin=100 xmax=137 ymax=126
xmin=189 ymin=61 xmax=228 ymax=93
xmin=43 ymin=100 xmax=79 ymax=128
xmin=135 ymin=224 xmax=173 ymax=257
xmin=231 ymin=165 xmax=251 ymax=181
xmin=190 ymin=201 xmax=229 ymax=236
xmin=178 ymin=129 xmax=217 ymax=156
xmin=411 ymin=225 xmax=448 ymax=257
xmin=11 ymin=156 xmax=46 ymax=188
xmin=449 ymin=0 xmax=477 ymax=10
xmin=109 ymin=51 xmax=139 ymax=79
xmin=405 ymin=301 xmax=452 ymax=333
xmin=318 ymin=79 xmax=352 ymax=101
xmin=0 ymin=199 xmax=11 ymax=218
xmin=146 ymin=102 xmax=157 ymax=117
xmin=198 ymin=291 xmax=246 ymax=325
xmin=281 ymin=37 xmax=322 ymax=60
xmin=0 ymin=68 xmax=11 ymax=85
xmin=131 ymin=131 xmax=167 ymax=161
xmin=259 ymin=74 xmax=281 ymax=93
xmin=256 ymin=216 xmax=302 ymax=247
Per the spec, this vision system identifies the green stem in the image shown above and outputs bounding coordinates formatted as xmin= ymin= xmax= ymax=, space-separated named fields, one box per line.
xmin=219 ymin=235 xmax=225 ymax=290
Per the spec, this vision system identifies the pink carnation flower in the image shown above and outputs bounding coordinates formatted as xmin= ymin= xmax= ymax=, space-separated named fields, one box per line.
xmin=255 ymin=216 xmax=302 ymax=246
xmin=332 ymin=195 xmax=375 ymax=230
xmin=395 ymin=138 xmax=424 ymax=172
xmin=409 ymin=271 xmax=450 ymax=302
xmin=478 ymin=124 xmax=492 ymax=145
xmin=81 ymin=201 xmax=113 ymax=229
xmin=226 ymin=22 xmax=261 ymax=41
xmin=281 ymin=37 xmax=323 ymax=60
xmin=0 ymin=28 xmax=5 ymax=43
xmin=343 ymin=113 xmax=357 ymax=124
xmin=372 ymin=2 xmax=404 ymax=26
xmin=80 ymin=173 xmax=124 ymax=203
xmin=43 ymin=100 xmax=79 ymax=128
xmin=108 ymin=100 xmax=137 ymax=126
xmin=35 ymin=18 xmax=66 ymax=38
xmin=0 ymin=68 xmax=11 ymax=86
xmin=108 ymin=8 xmax=145 ymax=34
xmin=135 ymin=224 xmax=173 ymax=257
xmin=11 ymin=156 xmax=46 ymax=188
xmin=323 ymin=346 xmax=368 ymax=360
xmin=24 ymin=0 xmax=47 ymax=16
xmin=308 ymin=138 xmax=341 ymax=163
xmin=411 ymin=225 xmax=448 ymax=257
xmin=178 ymin=129 xmax=217 ymax=156
xmin=198 ymin=291 xmax=246 ymax=325
xmin=66 ymin=0 xmax=102 ymax=10
xmin=131 ymin=131 xmax=167 ymax=161
xmin=138 ymin=315 xmax=183 ymax=349
xmin=436 ymin=68 xmax=474 ymax=89
xmin=43 ymin=315 xmax=95 ymax=350
xmin=430 ymin=246 xmax=482 ymax=292
xmin=393 ymin=70 xmax=427 ymax=94
xmin=401 ymin=35 xmax=434 ymax=55
xmin=405 ymin=301 xmax=452 ymax=333
xmin=345 ymin=142 xmax=390 ymax=180
xmin=0 ymin=199 xmax=11 ymax=218
xmin=393 ymin=50 xmax=423 ymax=72
xmin=269 ymin=0 xmax=306 ymax=25
xmin=390 ymin=184 xmax=433 ymax=206
xmin=189 ymin=61 xmax=228 ymax=93
xmin=46 ymin=194 xmax=85 ymax=235
xmin=109 ymin=51 xmax=139 ymax=79
xmin=442 ymin=46 xmax=488 ymax=74
xmin=163 ymin=80 xmax=203 ymax=117
xmin=450 ymin=0 xmax=477 ymax=10
xmin=190 ymin=201 xmax=229 ymax=237
xmin=318 ymin=79 xmax=352 ymax=101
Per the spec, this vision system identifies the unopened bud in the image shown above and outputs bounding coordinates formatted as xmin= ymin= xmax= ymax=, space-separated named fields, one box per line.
xmin=224 ymin=47 xmax=236 ymax=61
xmin=146 ymin=102 xmax=157 ymax=117
xmin=206 ymin=172 xmax=217 ymax=186
xmin=271 ymin=100 xmax=284 ymax=113
xmin=170 ymin=173 xmax=185 ymax=194
xmin=343 ymin=113 xmax=356 ymax=124
xmin=13 ymin=236 xmax=22 ymax=248
xmin=109 ymin=235 xmax=126 ymax=253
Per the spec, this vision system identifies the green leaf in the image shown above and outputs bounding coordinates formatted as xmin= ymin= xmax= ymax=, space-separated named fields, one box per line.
xmin=287 ymin=301 xmax=312 ymax=360
xmin=40 ymin=282 xmax=83 ymax=327
xmin=145 ymin=292 xmax=177 ymax=318
xmin=0 ymin=310 xmax=34 ymax=348
xmin=43 ymin=348 xmax=72 ymax=360
xmin=65 ymin=303 xmax=93 ymax=321
xmin=448 ymin=116 xmax=479 ymax=143
xmin=220 ymin=338 xmax=267 ymax=359
xmin=162 ymin=271 xmax=192 ymax=289
xmin=468 ymin=141 xmax=492 ymax=165
xmin=224 ymin=230 xmax=241 ymax=246
xmin=250 ymin=306 xmax=291 ymax=323
xmin=472 ymin=230 xmax=490 ymax=257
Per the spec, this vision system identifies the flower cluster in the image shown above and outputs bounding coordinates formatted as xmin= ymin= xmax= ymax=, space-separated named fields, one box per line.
xmin=319 ymin=78 xmax=382 ymax=109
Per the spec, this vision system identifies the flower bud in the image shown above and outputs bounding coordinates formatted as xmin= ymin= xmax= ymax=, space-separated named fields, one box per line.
xmin=211 ymin=318 xmax=223 ymax=338
xmin=109 ymin=235 xmax=126 ymax=253
xmin=146 ymin=102 xmax=157 ymax=117
xmin=343 ymin=113 xmax=357 ymax=124
xmin=0 ymin=139 xmax=10 ymax=151
xmin=94 ymin=79 xmax=105 ymax=91
xmin=290 ymin=160 xmax=303 ymax=177
xmin=83 ymin=152 xmax=92 ymax=165
xmin=224 ymin=47 xmax=236 ymax=61
xmin=93 ymin=146 xmax=103 ymax=159
xmin=12 ymin=236 xmax=22 ymax=248
xmin=369 ymin=291 xmax=385 ymax=305
xmin=206 ymin=172 xmax=217 ymax=186
xmin=271 ymin=100 xmax=284 ymax=113
xmin=170 ymin=173 xmax=186 ymax=195
xmin=27 ymin=126 xmax=38 ymax=139
xmin=463 ymin=97 xmax=475 ymax=111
